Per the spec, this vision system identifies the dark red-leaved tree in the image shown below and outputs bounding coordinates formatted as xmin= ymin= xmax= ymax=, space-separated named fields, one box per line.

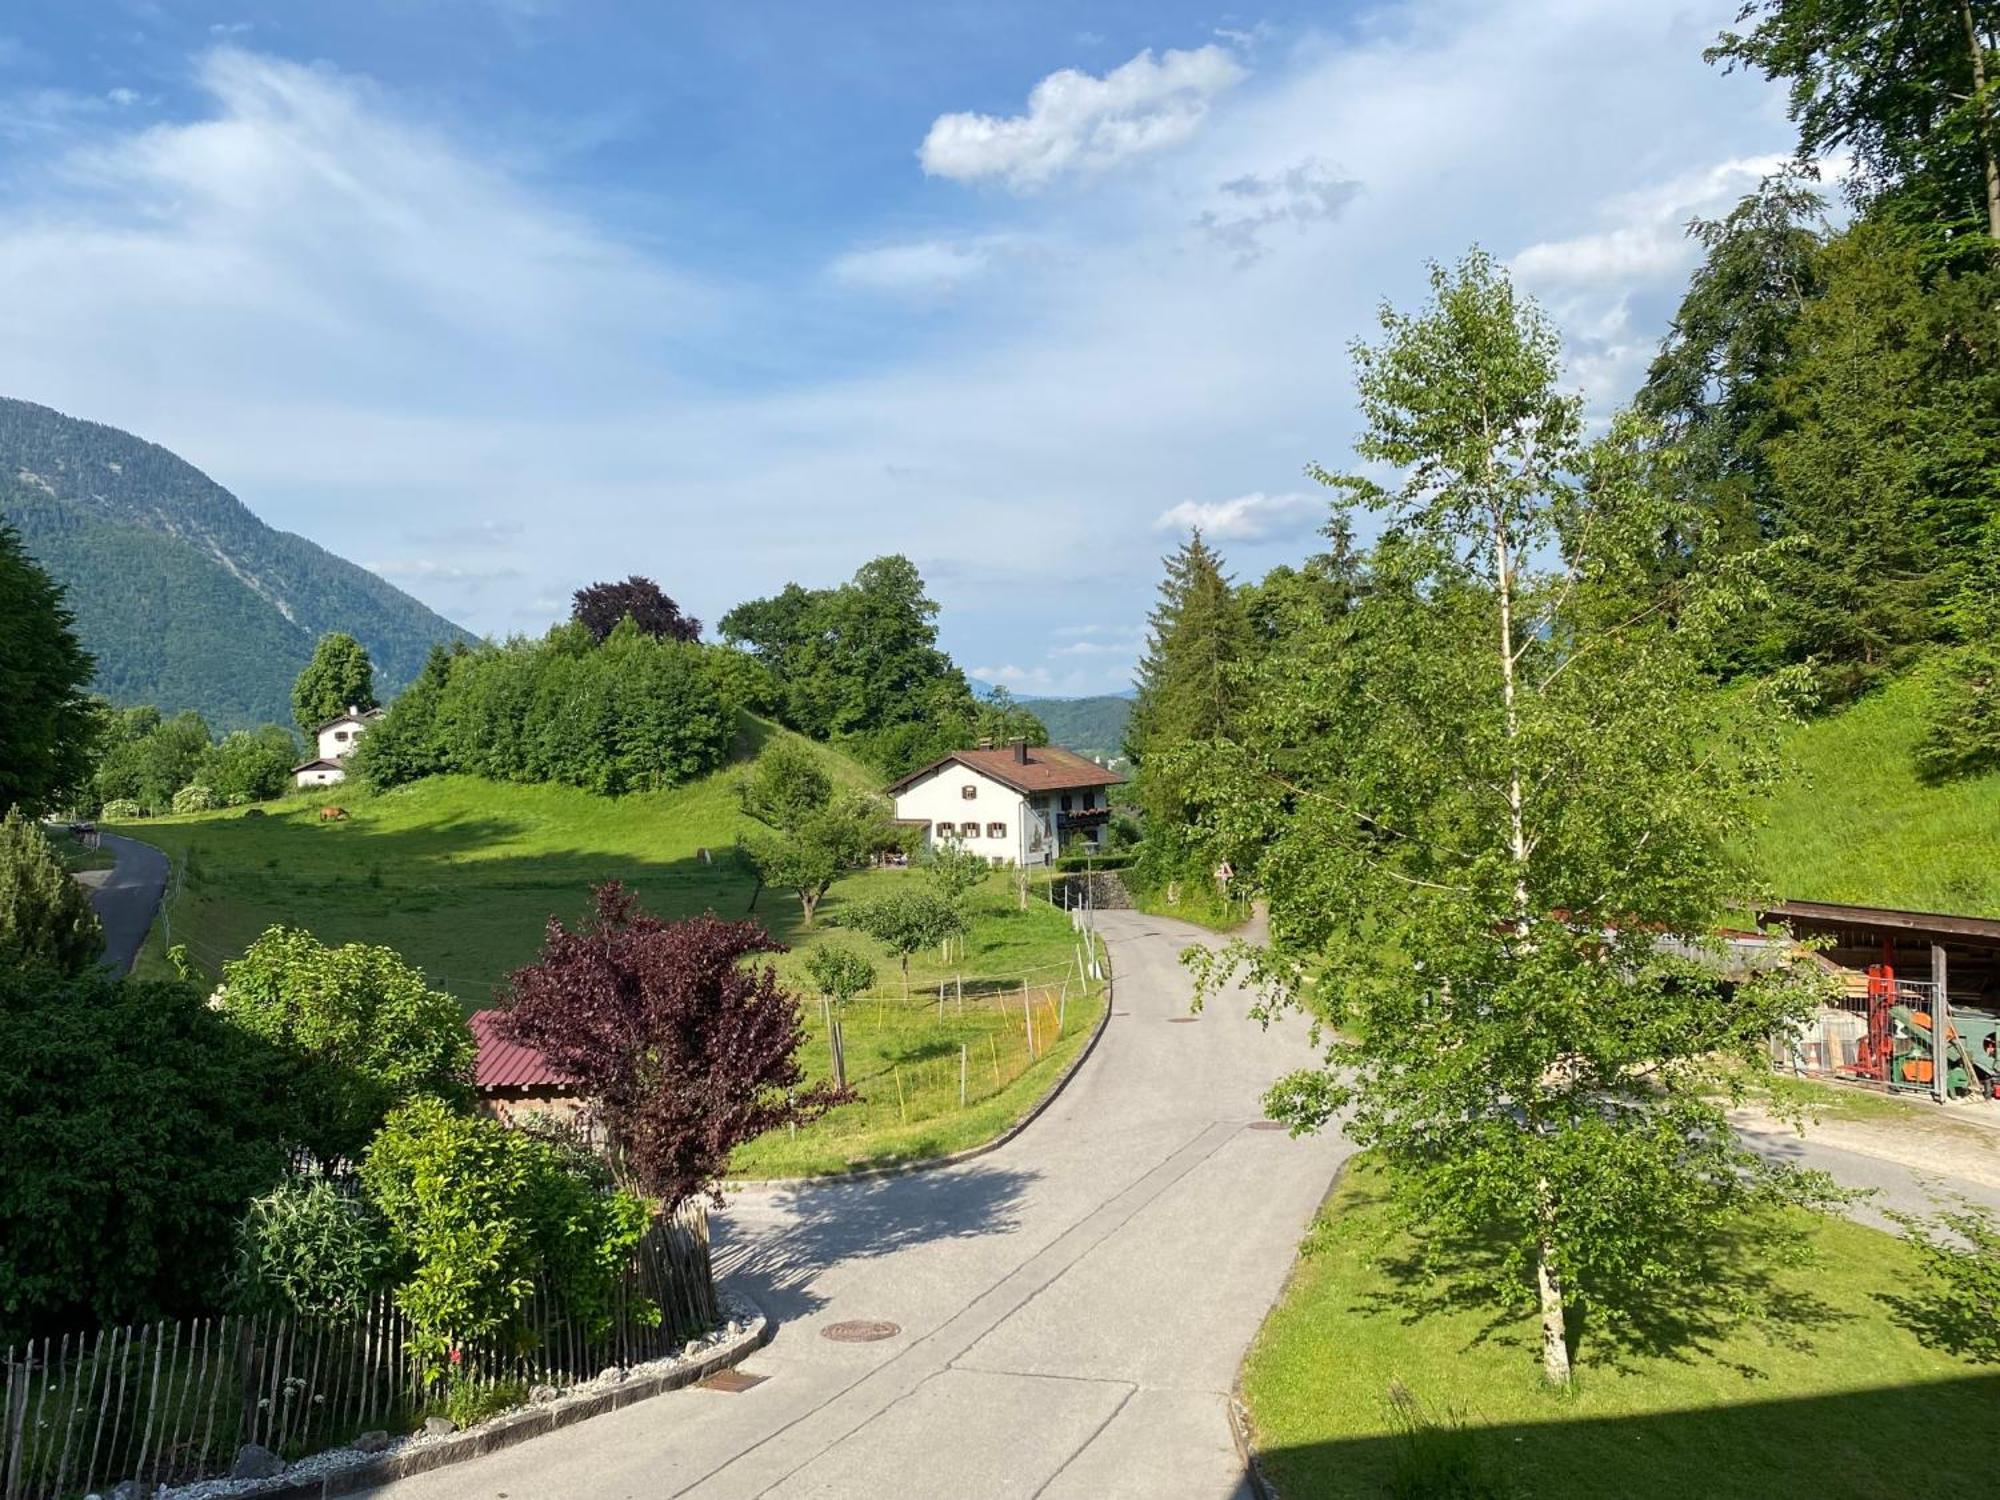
xmin=498 ymin=883 xmax=841 ymax=1204
xmin=571 ymin=576 xmax=702 ymax=644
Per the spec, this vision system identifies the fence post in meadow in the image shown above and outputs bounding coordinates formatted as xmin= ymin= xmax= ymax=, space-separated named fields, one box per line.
xmin=955 ymin=973 xmax=962 ymax=1014
xmin=4 ymin=1346 xmax=26 ymax=1500
xmin=893 ymin=1066 xmax=906 ymax=1123
xmin=990 ymin=1033 xmax=1001 ymax=1085
xmin=831 ymin=1018 xmax=847 ymax=1092
xmin=1022 ymin=982 xmax=1035 ymax=1060
xmin=959 ymin=1043 xmax=968 ymax=1108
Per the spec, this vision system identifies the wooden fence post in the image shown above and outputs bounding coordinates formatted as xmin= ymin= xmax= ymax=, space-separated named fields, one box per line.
xmin=959 ymin=1043 xmax=968 ymax=1108
xmin=1022 ymin=982 xmax=1036 ymax=1060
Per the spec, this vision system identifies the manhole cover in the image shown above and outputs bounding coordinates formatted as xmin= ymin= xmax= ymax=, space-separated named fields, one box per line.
xmin=1167 ymin=1016 xmax=1199 ymax=1024
xmin=698 ymin=1367 xmax=767 ymax=1392
xmin=1247 ymin=1120 xmax=1288 ymax=1132
xmin=822 ymin=1319 xmax=901 ymax=1343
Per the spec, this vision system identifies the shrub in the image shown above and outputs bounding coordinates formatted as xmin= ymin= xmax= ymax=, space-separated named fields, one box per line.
xmin=172 ymin=782 xmax=216 ymax=814
xmin=500 ymin=883 xmax=842 ymax=1204
xmin=198 ymin=726 xmax=300 ymax=805
xmin=217 ymin=928 xmax=474 ymax=1162
xmin=232 ymin=1169 xmax=397 ymax=1318
xmin=359 ymin=1097 xmax=653 ymax=1377
xmin=444 ymin=1378 xmax=530 ymax=1429
xmin=836 ymin=886 xmax=968 ymax=989
xmin=100 ymin=797 xmax=141 ymax=820
xmin=0 ymin=966 xmax=287 ymax=1340
xmin=0 ymin=806 xmax=102 ymax=975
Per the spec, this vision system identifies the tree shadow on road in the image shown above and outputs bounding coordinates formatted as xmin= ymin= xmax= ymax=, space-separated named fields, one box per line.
xmin=713 ymin=1162 xmax=1037 ymax=1325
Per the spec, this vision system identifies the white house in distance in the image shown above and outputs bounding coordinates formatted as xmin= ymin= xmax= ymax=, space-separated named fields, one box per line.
xmin=886 ymin=740 xmax=1125 ymax=867
xmin=293 ymin=705 xmax=382 ymax=789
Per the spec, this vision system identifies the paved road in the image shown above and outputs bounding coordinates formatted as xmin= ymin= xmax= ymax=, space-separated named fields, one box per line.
xmin=370 ymin=910 xmax=2000 ymax=1500
xmin=85 ymin=831 xmax=170 ymax=973
xmin=376 ymin=908 xmax=1353 ymax=1500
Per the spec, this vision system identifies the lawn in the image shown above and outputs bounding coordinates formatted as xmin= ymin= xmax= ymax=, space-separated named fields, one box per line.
xmin=109 ymin=716 xmax=1107 ymax=1175
xmin=1754 ymin=672 xmax=2000 ymax=916
xmin=1241 ymin=1161 xmax=1997 ymax=1500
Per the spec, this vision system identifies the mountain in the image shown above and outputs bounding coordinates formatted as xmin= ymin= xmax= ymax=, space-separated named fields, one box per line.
xmin=0 ymin=398 xmax=475 ymax=730
xmin=1018 ymin=694 xmax=1133 ymax=763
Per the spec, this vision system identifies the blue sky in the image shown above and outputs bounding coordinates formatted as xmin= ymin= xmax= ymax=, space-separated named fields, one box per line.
xmin=0 ymin=1 xmax=1795 ymax=695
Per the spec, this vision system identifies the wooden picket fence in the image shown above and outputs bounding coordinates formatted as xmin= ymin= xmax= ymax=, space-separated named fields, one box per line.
xmin=0 ymin=1202 xmax=716 ymax=1500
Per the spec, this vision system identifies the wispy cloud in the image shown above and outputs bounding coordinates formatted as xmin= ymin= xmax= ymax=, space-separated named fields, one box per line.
xmin=1155 ymin=491 xmax=1319 ymax=541
xmin=920 ymin=45 xmax=1247 ymax=191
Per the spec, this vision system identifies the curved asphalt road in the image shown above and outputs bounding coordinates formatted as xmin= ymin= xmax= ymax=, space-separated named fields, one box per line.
xmin=376 ymin=908 xmax=1353 ymax=1500
xmin=86 ymin=831 xmax=171 ymax=973
xmin=369 ymin=910 xmax=2000 ymax=1500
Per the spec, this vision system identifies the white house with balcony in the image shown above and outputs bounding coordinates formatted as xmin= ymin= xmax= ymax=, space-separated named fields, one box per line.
xmin=885 ymin=740 xmax=1124 ymax=867
xmin=293 ymin=705 xmax=382 ymax=789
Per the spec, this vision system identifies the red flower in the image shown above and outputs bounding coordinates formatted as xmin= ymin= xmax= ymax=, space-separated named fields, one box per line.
xmin=449 ymin=1347 xmax=463 ymax=1366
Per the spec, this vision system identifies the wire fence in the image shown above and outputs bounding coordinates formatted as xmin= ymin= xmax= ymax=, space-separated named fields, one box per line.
xmin=0 ymin=1203 xmax=716 ymax=1500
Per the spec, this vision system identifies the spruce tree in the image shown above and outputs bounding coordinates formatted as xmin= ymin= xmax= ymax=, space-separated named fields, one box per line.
xmin=0 ymin=807 xmax=102 ymax=975
xmin=0 ymin=522 xmax=97 ymax=814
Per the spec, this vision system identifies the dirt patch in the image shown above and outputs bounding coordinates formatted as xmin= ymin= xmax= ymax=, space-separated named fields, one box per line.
xmin=1730 ymin=1100 xmax=2000 ymax=1192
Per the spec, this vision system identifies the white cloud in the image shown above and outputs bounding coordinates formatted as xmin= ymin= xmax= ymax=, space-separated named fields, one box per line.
xmin=364 ymin=558 xmax=523 ymax=583
xmin=107 ymin=88 xmax=140 ymax=107
xmin=1512 ymin=153 xmax=1791 ymax=286
xmin=919 ymin=45 xmax=1247 ymax=190
xmin=1049 ymin=637 xmax=1142 ymax=657
xmin=1154 ymin=491 xmax=1319 ymax=541
xmin=970 ymin=663 xmax=1053 ymax=687
xmin=828 ymin=235 xmax=1022 ymax=297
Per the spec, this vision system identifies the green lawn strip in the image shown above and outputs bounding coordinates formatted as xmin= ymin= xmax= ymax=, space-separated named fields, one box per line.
xmin=42 ymin=829 xmax=117 ymax=874
xmin=1129 ymin=884 xmax=1252 ymax=933
xmin=1755 ymin=673 xmax=2000 ymax=916
xmin=1241 ymin=1159 xmax=1994 ymax=1500
xmin=727 ymin=979 xmax=1108 ymax=1178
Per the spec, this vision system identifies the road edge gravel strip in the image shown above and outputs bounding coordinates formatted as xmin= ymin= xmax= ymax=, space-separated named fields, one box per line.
xmin=175 ymin=1291 xmax=772 ymax=1500
xmin=718 ymin=965 xmax=1116 ymax=1192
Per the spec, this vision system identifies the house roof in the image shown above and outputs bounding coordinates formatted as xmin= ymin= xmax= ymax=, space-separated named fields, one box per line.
xmin=886 ymin=744 xmax=1126 ymax=798
xmin=291 ymin=758 xmax=344 ymax=773
xmin=1758 ymin=900 xmax=2000 ymax=947
xmin=309 ymin=707 xmax=383 ymax=735
xmin=469 ymin=1009 xmax=576 ymax=1092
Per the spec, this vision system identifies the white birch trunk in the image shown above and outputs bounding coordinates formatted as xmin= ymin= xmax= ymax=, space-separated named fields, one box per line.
xmin=1964 ymin=0 xmax=2000 ymax=241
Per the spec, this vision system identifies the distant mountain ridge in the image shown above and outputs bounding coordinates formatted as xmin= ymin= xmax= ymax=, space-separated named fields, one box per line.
xmin=1018 ymin=694 xmax=1132 ymax=762
xmin=0 ymin=397 xmax=475 ymax=730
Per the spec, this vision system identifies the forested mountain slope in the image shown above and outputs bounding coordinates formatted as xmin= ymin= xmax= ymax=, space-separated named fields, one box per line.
xmin=0 ymin=398 xmax=473 ymax=729
xmin=1016 ymin=694 xmax=1131 ymax=761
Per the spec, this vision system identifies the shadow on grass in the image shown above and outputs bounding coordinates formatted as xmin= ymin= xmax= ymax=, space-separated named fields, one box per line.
xmin=1255 ymin=1374 xmax=2000 ymax=1500
xmin=710 ymin=1161 xmax=1036 ymax=1324
xmin=1340 ymin=1179 xmax=1846 ymax=1379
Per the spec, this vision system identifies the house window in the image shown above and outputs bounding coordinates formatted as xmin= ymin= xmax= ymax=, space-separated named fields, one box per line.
xmin=334 ymin=730 xmax=349 ymax=742
xmin=986 ymin=822 xmax=1006 ymax=840
xmin=1060 ymin=792 xmax=1072 ymax=812
xmin=961 ymin=784 xmax=978 ymax=800
xmin=1083 ymin=791 xmax=1095 ymax=810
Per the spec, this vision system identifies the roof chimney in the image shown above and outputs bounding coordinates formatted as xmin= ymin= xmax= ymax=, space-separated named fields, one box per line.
xmin=1010 ymin=737 xmax=1028 ymax=764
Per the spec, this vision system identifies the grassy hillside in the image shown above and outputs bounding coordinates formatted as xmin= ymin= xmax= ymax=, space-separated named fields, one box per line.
xmin=0 ymin=396 xmax=474 ymax=729
xmin=120 ymin=715 xmax=1105 ymax=1176
xmin=1755 ymin=672 xmax=2000 ymax=916
xmin=126 ymin=717 xmax=876 ymax=997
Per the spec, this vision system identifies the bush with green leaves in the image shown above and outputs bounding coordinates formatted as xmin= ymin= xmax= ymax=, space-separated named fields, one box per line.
xmin=231 ymin=1169 xmax=397 ymax=1319
xmin=198 ymin=725 xmax=301 ymax=805
xmin=0 ymin=806 xmax=102 ymax=974
xmin=359 ymin=1097 xmax=654 ymax=1376
xmin=0 ymin=965 xmax=287 ymax=1340
xmin=217 ymin=928 xmax=474 ymax=1161
xmin=172 ymin=782 xmax=217 ymax=814
xmin=100 ymin=797 xmax=141 ymax=820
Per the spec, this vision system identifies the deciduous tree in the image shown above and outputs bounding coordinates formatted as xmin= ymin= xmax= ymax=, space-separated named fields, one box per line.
xmin=217 ymin=927 xmax=474 ymax=1161
xmin=292 ymin=632 xmax=378 ymax=735
xmin=572 ymin=575 xmax=702 ymax=644
xmin=838 ymin=886 xmax=968 ymax=993
xmin=499 ymin=883 xmax=842 ymax=1204
xmin=1186 ymin=251 xmax=1836 ymax=1386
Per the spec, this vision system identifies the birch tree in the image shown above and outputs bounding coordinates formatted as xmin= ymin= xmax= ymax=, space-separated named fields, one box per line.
xmin=1185 ymin=252 xmax=1835 ymax=1384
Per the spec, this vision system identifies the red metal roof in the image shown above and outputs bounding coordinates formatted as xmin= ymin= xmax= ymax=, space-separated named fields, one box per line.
xmin=470 ymin=1009 xmax=575 ymax=1093
xmin=886 ymin=744 xmax=1125 ymax=798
